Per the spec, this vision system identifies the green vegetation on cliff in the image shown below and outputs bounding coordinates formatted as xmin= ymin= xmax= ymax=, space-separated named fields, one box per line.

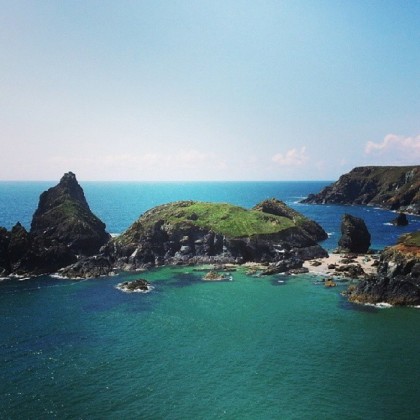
xmin=302 ymin=165 xmax=420 ymax=214
xmin=120 ymin=201 xmax=295 ymax=241
xmin=398 ymin=231 xmax=420 ymax=248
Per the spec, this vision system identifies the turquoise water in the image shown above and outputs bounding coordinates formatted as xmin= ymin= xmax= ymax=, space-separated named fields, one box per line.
xmin=1 ymin=182 xmax=419 ymax=418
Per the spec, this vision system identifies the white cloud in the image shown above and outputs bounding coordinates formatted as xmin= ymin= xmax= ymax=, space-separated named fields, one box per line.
xmin=365 ymin=134 xmax=420 ymax=163
xmin=272 ymin=147 xmax=308 ymax=166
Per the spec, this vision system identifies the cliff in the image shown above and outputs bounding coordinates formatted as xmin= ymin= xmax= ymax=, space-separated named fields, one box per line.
xmin=0 ymin=172 xmax=110 ymax=276
xmin=345 ymin=231 xmax=420 ymax=306
xmin=301 ymin=166 xmax=420 ymax=214
xmin=60 ymin=200 xmax=328 ymax=277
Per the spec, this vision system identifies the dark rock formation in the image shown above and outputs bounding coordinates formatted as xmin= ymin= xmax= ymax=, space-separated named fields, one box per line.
xmin=31 ymin=172 xmax=110 ymax=256
xmin=116 ymin=279 xmax=152 ymax=293
xmin=345 ymin=231 xmax=420 ymax=305
xmin=61 ymin=200 xmax=328 ymax=278
xmin=338 ymin=214 xmax=371 ymax=253
xmin=0 ymin=172 xmax=110 ymax=277
xmin=391 ymin=212 xmax=408 ymax=226
xmin=253 ymin=198 xmax=328 ymax=241
xmin=301 ymin=166 xmax=420 ymax=214
xmin=0 ymin=227 xmax=11 ymax=276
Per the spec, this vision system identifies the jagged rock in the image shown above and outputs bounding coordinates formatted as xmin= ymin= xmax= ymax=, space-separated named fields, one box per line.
xmin=31 ymin=172 xmax=110 ymax=255
xmin=301 ymin=166 xmax=420 ymax=214
xmin=0 ymin=172 xmax=110 ymax=277
xmin=0 ymin=227 xmax=11 ymax=276
xmin=324 ymin=279 xmax=336 ymax=287
xmin=345 ymin=231 xmax=420 ymax=305
xmin=391 ymin=213 xmax=408 ymax=226
xmin=58 ymin=255 xmax=113 ymax=279
xmin=338 ymin=214 xmax=371 ymax=254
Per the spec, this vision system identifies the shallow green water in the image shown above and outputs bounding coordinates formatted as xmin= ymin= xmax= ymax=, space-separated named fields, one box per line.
xmin=1 ymin=268 xmax=419 ymax=419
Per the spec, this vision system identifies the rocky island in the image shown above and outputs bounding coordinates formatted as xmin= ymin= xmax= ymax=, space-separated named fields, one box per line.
xmin=301 ymin=166 xmax=419 ymax=214
xmin=0 ymin=172 xmax=110 ymax=277
xmin=60 ymin=198 xmax=328 ymax=278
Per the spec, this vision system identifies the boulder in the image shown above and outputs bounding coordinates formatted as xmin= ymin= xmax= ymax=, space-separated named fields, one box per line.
xmin=338 ymin=214 xmax=371 ymax=254
xmin=391 ymin=213 xmax=408 ymax=226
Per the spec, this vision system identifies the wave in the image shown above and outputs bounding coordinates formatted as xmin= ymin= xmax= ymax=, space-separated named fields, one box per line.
xmin=365 ymin=302 xmax=393 ymax=309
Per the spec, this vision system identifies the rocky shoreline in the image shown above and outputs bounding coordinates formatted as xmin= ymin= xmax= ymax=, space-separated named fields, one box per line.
xmin=1 ymin=171 xmax=419 ymax=307
xmin=301 ymin=165 xmax=420 ymax=215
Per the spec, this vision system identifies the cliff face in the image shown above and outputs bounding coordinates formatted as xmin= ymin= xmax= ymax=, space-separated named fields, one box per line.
xmin=302 ymin=166 xmax=420 ymax=214
xmin=346 ymin=231 xmax=420 ymax=305
xmin=60 ymin=200 xmax=328 ymax=277
xmin=0 ymin=172 xmax=110 ymax=276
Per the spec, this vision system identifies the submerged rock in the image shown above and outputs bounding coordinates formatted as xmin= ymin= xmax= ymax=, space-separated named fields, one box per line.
xmin=202 ymin=271 xmax=231 ymax=281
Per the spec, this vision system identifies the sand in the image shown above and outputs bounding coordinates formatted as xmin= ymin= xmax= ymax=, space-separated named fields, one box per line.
xmin=303 ymin=253 xmax=379 ymax=277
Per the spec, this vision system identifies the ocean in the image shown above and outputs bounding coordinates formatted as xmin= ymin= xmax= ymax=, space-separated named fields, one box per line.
xmin=1 ymin=181 xmax=419 ymax=419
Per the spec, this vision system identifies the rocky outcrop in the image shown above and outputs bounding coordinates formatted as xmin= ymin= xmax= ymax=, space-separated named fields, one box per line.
xmin=337 ymin=214 xmax=371 ymax=253
xmin=0 ymin=172 xmax=110 ymax=277
xmin=301 ymin=166 xmax=420 ymax=214
xmin=61 ymin=200 xmax=328 ymax=278
xmin=252 ymin=198 xmax=328 ymax=241
xmin=391 ymin=213 xmax=408 ymax=226
xmin=345 ymin=231 xmax=420 ymax=305
xmin=31 ymin=172 xmax=110 ymax=256
xmin=116 ymin=279 xmax=152 ymax=293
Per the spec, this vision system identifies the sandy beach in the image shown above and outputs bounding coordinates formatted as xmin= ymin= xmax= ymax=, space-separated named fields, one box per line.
xmin=303 ymin=253 xmax=379 ymax=277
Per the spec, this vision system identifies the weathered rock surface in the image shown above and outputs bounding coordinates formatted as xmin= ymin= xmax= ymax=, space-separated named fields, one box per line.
xmin=345 ymin=231 xmax=420 ymax=305
xmin=62 ymin=200 xmax=328 ymax=278
xmin=301 ymin=166 xmax=420 ymax=214
xmin=0 ymin=172 xmax=110 ymax=276
xmin=337 ymin=214 xmax=371 ymax=254
xmin=31 ymin=172 xmax=110 ymax=256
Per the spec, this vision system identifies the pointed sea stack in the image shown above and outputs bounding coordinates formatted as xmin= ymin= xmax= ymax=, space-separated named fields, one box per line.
xmin=0 ymin=172 xmax=111 ymax=277
xmin=31 ymin=172 xmax=110 ymax=256
xmin=338 ymin=214 xmax=371 ymax=254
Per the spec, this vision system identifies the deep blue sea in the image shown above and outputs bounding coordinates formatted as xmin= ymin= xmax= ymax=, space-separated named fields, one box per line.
xmin=1 ymin=181 xmax=419 ymax=419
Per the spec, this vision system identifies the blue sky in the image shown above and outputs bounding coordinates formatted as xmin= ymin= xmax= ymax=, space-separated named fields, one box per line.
xmin=1 ymin=0 xmax=419 ymax=180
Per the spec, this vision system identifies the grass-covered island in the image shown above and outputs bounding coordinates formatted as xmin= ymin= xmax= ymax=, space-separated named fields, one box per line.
xmin=60 ymin=199 xmax=329 ymax=278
